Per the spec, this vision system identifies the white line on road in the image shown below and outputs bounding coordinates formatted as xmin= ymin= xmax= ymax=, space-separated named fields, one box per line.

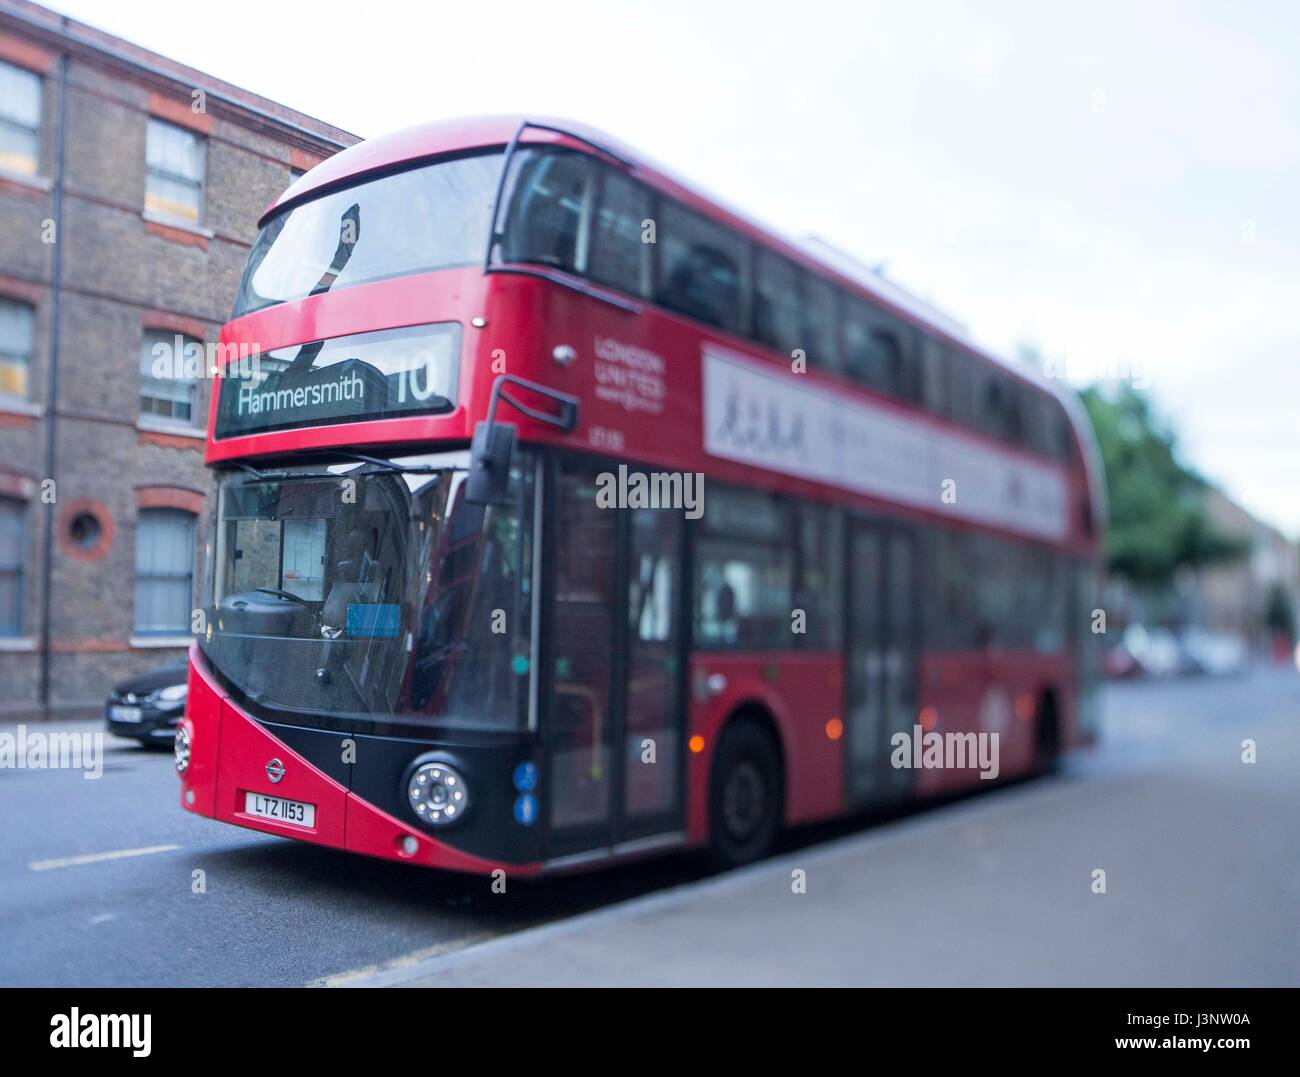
xmin=308 ymin=932 xmax=497 ymax=988
xmin=28 ymin=844 xmax=180 ymax=872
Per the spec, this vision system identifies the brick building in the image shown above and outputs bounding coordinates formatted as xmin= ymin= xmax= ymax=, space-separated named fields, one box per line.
xmin=0 ymin=0 xmax=359 ymax=718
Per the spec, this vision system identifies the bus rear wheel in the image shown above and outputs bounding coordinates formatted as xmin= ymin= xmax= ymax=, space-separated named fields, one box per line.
xmin=708 ymin=718 xmax=783 ymax=870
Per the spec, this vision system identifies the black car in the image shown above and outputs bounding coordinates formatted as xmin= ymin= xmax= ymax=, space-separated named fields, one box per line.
xmin=105 ymin=662 xmax=189 ymax=746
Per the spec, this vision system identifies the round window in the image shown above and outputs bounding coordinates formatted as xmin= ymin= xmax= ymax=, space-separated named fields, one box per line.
xmin=68 ymin=511 xmax=103 ymax=549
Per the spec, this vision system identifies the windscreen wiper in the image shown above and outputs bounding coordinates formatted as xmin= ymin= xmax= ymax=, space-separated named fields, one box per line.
xmin=222 ymin=451 xmax=461 ymax=483
xmin=319 ymin=449 xmax=460 ymax=476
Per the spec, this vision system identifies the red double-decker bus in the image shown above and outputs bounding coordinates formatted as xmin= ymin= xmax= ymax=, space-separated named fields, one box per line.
xmin=176 ymin=116 xmax=1104 ymax=875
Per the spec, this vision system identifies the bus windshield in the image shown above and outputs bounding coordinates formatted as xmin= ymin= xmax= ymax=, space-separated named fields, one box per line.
xmin=199 ymin=449 xmax=535 ymax=734
xmin=232 ymin=149 xmax=503 ymax=317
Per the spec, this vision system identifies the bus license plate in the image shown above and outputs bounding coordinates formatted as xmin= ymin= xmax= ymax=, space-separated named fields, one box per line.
xmin=244 ymin=791 xmax=315 ymax=828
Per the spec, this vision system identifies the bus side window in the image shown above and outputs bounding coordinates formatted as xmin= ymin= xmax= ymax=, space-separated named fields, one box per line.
xmin=588 ymin=167 xmax=652 ymax=298
xmin=800 ymin=271 xmax=841 ymax=374
xmin=694 ymin=486 xmax=792 ymax=650
xmin=655 ymin=200 xmax=749 ymax=334
xmin=842 ymin=296 xmax=917 ymax=400
xmin=972 ymin=534 xmax=1019 ymax=647
xmin=753 ymin=248 xmax=803 ymax=357
xmin=500 ymin=148 xmax=595 ymax=274
xmin=946 ymin=345 xmax=974 ymax=427
xmin=795 ymin=503 xmax=842 ymax=648
xmin=939 ymin=529 xmax=976 ymax=649
xmin=920 ymin=334 xmax=947 ymax=416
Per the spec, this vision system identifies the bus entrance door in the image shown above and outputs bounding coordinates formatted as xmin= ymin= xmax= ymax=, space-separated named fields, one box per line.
xmin=846 ymin=519 xmax=918 ymax=806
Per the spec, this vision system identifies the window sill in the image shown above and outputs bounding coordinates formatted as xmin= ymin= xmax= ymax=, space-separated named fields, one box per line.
xmin=0 ymin=397 xmax=43 ymax=418
xmin=0 ymin=636 xmax=36 ymax=653
xmin=142 ymin=210 xmax=214 ymax=239
xmin=0 ymin=168 xmax=52 ymax=193
xmin=137 ymin=417 xmax=203 ymax=439
xmin=130 ymin=635 xmax=194 ymax=649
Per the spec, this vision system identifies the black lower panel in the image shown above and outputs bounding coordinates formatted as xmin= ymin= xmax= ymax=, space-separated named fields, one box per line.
xmin=258 ymin=720 xmax=543 ymax=864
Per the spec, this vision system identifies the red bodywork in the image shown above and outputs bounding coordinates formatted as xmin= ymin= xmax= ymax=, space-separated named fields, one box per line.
xmin=182 ymin=116 xmax=1103 ymax=874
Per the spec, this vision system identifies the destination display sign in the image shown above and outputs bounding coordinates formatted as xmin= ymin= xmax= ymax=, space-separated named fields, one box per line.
xmin=215 ymin=322 xmax=461 ymax=439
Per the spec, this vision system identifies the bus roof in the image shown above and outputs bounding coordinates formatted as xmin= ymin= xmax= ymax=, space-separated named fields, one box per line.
xmin=264 ymin=114 xmax=1106 ymax=533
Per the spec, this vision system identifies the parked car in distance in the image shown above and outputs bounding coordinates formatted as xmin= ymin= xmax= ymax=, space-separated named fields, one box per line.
xmin=1123 ymin=624 xmax=1186 ymax=676
xmin=105 ymin=662 xmax=189 ymax=746
xmin=1180 ymin=629 xmax=1250 ymax=677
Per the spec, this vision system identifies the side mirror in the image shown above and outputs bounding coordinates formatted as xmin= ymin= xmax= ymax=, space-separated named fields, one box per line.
xmin=463 ymin=374 xmax=580 ymax=504
xmin=464 ymin=420 xmax=518 ymax=505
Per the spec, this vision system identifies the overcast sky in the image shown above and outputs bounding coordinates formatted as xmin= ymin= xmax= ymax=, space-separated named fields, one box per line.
xmin=46 ymin=0 xmax=1300 ymax=537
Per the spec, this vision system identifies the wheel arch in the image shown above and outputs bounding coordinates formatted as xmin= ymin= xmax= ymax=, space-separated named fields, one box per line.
xmin=710 ymin=699 xmax=787 ymax=818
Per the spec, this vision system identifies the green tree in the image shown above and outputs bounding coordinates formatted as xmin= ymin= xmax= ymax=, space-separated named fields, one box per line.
xmin=1079 ymin=384 xmax=1246 ymax=586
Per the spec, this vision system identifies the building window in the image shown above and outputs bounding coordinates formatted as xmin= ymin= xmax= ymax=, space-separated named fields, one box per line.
xmin=139 ymin=329 xmax=199 ymax=424
xmin=135 ymin=509 xmax=195 ymax=634
xmin=145 ymin=118 xmax=205 ymax=225
xmin=0 ymin=497 xmax=25 ymax=635
xmin=0 ymin=298 xmax=34 ymax=400
xmin=0 ymin=61 xmax=41 ymax=177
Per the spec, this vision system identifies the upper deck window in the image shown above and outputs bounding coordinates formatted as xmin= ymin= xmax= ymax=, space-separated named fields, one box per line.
xmin=588 ymin=168 xmax=652 ymax=296
xmin=496 ymin=147 xmax=595 ymax=275
xmin=234 ymin=149 xmax=502 ymax=317
xmin=842 ymin=295 xmax=917 ymax=400
xmin=655 ymin=200 xmax=749 ymax=334
xmin=754 ymin=248 xmax=803 ymax=357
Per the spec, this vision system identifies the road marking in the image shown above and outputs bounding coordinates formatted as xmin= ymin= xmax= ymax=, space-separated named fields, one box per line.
xmin=28 ymin=844 xmax=180 ymax=872
xmin=308 ymin=932 xmax=497 ymax=988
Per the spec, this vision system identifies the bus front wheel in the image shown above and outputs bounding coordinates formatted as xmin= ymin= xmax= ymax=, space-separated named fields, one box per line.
xmin=708 ymin=717 xmax=783 ymax=870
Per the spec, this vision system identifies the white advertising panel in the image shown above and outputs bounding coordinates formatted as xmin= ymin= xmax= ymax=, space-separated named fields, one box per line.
xmin=702 ymin=345 xmax=1068 ymax=541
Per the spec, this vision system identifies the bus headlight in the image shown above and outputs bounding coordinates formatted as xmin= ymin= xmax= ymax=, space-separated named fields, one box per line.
xmin=408 ymin=761 xmax=469 ymax=827
xmin=174 ymin=724 xmax=191 ymax=774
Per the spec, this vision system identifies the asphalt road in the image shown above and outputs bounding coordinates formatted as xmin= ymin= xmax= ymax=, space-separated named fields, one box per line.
xmin=1 ymin=666 xmax=1296 ymax=986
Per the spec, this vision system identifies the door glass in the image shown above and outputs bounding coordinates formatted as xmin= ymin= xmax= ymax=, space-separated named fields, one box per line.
xmin=885 ymin=530 xmax=917 ymax=791
xmin=847 ymin=526 xmax=884 ymax=799
xmin=624 ymin=506 xmax=681 ymax=820
xmin=550 ymin=466 xmax=615 ymax=830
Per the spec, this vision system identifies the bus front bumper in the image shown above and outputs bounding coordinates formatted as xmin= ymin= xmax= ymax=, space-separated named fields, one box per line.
xmin=177 ymin=646 xmax=541 ymax=877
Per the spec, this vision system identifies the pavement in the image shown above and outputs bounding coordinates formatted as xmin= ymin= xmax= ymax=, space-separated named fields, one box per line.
xmin=1 ymin=666 xmax=1296 ymax=986
xmin=361 ymin=668 xmax=1300 ymax=987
